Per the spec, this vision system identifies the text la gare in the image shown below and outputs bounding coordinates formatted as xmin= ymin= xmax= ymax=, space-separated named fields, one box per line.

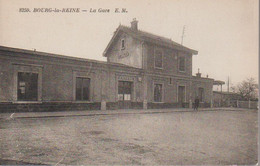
xmin=90 ymin=8 xmax=110 ymax=13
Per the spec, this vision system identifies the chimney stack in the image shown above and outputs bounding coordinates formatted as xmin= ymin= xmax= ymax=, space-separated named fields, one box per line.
xmin=131 ymin=18 xmax=138 ymax=31
xmin=196 ymin=68 xmax=201 ymax=78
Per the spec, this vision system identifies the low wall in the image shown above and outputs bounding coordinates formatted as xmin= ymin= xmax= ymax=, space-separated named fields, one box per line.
xmin=148 ymin=102 xmax=189 ymax=109
xmin=0 ymin=101 xmax=213 ymax=113
xmin=192 ymin=102 xmax=211 ymax=108
xmin=0 ymin=102 xmax=101 ymax=113
xmin=236 ymin=100 xmax=258 ymax=109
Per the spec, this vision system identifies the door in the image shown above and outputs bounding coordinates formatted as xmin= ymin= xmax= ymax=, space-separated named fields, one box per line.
xmin=198 ymin=88 xmax=204 ymax=102
xmin=178 ymin=86 xmax=185 ymax=107
xmin=118 ymin=81 xmax=132 ymax=109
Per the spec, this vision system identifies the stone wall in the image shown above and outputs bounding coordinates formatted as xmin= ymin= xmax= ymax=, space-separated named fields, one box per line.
xmin=0 ymin=46 xmax=213 ymax=112
xmin=0 ymin=102 xmax=101 ymax=113
xmin=191 ymin=77 xmax=214 ymax=103
xmin=0 ymin=47 xmax=143 ymax=105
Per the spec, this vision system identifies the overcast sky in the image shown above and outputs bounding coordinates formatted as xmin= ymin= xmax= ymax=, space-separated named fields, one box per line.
xmin=0 ymin=0 xmax=258 ymax=90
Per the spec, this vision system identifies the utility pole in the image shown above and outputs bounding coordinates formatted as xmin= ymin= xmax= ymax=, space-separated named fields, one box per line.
xmin=181 ymin=25 xmax=185 ymax=45
xmin=227 ymin=76 xmax=230 ymax=106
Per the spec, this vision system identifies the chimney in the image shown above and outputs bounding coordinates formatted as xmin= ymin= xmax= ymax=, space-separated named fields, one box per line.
xmin=196 ymin=68 xmax=201 ymax=78
xmin=131 ymin=18 xmax=138 ymax=31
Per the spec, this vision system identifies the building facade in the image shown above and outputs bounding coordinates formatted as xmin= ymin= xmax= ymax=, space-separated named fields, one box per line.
xmin=0 ymin=19 xmax=214 ymax=112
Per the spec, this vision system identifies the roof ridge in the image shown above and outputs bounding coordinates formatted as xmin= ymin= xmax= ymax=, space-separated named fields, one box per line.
xmin=104 ymin=24 xmax=198 ymax=56
xmin=119 ymin=25 xmax=173 ymax=41
xmin=119 ymin=25 xmax=187 ymax=48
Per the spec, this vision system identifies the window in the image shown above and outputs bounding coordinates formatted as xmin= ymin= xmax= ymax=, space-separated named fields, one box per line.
xmin=198 ymin=88 xmax=204 ymax=102
xmin=169 ymin=78 xmax=172 ymax=85
xmin=121 ymin=39 xmax=125 ymax=50
xmin=118 ymin=81 xmax=132 ymax=101
xmin=17 ymin=72 xmax=38 ymax=101
xmin=178 ymin=86 xmax=185 ymax=103
xmin=76 ymin=77 xmax=90 ymax=101
xmin=154 ymin=84 xmax=162 ymax=102
xmin=154 ymin=50 xmax=163 ymax=68
xmin=178 ymin=56 xmax=185 ymax=71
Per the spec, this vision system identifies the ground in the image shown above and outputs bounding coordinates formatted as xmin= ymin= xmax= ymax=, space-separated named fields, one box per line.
xmin=0 ymin=109 xmax=258 ymax=165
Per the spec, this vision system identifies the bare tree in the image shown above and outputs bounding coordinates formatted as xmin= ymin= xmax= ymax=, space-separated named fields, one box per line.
xmin=231 ymin=78 xmax=258 ymax=100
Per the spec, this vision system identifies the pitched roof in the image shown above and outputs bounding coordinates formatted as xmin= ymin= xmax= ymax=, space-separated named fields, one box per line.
xmin=103 ymin=25 xmax=198 ymax=57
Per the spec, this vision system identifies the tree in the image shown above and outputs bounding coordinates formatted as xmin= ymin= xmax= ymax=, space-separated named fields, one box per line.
xmin=231 ymin=78 xmax=258 ymax=100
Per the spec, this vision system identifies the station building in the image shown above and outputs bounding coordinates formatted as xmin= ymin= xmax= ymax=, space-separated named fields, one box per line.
xmin=0 ymin=19 xmax=214 ymax=112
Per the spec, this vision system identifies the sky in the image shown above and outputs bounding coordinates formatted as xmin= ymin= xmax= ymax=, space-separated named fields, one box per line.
xmin=0 ymin=0 xmax=258 ymax=91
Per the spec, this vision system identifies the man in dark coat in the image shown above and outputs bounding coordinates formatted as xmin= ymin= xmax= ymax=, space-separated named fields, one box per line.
xmin=194 ymin=96 xmax=200 ymax=111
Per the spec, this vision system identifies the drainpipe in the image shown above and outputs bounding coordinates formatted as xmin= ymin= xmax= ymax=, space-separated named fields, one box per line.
xmin=211 ymin=83 xmax=213 ymax=108
xmin=141 ymin=41 xmax=147 ymax=109
xmin=220 ymin=84 xmax=223 ymax=107
xmin=189 ymin=79 xmax=192 ymax=109
xmin=101 ymin=70 xmax=106 ymax=111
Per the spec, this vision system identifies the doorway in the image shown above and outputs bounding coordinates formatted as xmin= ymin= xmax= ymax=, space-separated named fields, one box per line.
xmin=178 ymin=86 xmax=185 ymax=107
xmin=118 ymin=81 xmax=133 ymax=109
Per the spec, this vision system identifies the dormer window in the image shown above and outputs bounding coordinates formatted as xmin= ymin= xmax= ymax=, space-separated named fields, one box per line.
xmin=121 ymin=39 xmax=125 ymax=50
